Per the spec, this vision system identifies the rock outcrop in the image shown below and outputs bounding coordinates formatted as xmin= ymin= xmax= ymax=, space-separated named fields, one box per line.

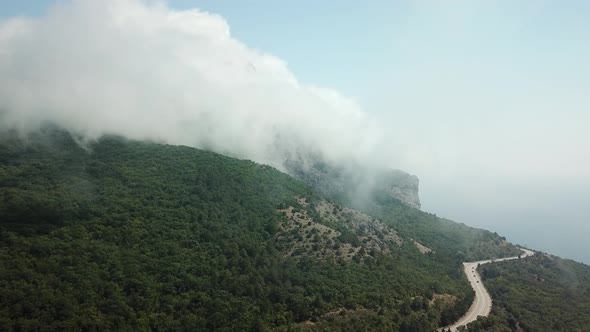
xmin=374 ymin=169 xmax=421 ymax=209
xmin=285 ymin=159 xmax=421 ymax=209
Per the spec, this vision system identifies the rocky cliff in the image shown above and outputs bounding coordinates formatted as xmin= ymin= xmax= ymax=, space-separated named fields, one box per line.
xmin=284 ymin=159 xmax=421 ymax=209
xmin=374 ymin=169 xmax=421 ymax=209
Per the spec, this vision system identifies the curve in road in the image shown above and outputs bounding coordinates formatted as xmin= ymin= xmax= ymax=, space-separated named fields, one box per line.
xmin=439 ymin=248 xmax=535 ymax=332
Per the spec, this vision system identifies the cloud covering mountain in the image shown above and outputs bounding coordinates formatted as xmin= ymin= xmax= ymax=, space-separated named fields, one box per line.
xmin=0 ymin=0 xmax=389 ymax=170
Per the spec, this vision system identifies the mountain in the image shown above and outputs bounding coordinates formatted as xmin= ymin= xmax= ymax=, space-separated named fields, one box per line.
xmin=284 ymin=158 xmax=421 ymax=209
xmin=0 ymin=127 xmax=588 ymax=331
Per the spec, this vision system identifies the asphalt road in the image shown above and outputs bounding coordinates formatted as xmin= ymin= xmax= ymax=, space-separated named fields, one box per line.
xmin=439 ymin=248 xmax=535 ymax=332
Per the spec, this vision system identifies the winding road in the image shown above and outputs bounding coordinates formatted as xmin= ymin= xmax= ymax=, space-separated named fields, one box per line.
xmin=439 ymin=248 xmax=535 ymax=332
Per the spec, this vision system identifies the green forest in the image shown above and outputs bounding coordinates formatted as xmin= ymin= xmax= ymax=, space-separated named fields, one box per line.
xmin=462 ymin=254 xmax=590 ymax=332
xmin=0 ymin=127 xmax=589 ymax=331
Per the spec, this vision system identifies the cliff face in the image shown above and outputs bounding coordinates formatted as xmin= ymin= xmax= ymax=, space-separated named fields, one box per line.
xmin=285 ymin=159 xmax=421 ymax=209
xmin=376 ymin=170 xmax=421 ymax=209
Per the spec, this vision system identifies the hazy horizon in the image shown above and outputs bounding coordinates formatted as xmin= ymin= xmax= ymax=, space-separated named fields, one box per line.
xmin=1 ymin=1 xmax=588 ymax=264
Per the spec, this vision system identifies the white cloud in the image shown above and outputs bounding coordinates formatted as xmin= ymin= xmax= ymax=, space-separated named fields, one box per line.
xmin=0 ymin=0 xmax=387 ymax=169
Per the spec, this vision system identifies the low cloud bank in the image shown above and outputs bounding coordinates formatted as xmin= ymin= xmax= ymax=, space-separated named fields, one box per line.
xmin=0 ymin=0 xmax=391 ymax=171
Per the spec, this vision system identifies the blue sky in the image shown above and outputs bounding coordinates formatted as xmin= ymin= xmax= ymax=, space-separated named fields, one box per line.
xmin=3 ymin=1 xmax=589 ymax=102
xmin=2 ymin=1 xmax=589 ymax=263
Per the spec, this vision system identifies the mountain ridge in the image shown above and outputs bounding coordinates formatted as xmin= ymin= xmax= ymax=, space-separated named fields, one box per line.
xmin=285 ymin=158 xmax=421 ymax=209
xmin=1 ymin=126 xmax=588 ymax=331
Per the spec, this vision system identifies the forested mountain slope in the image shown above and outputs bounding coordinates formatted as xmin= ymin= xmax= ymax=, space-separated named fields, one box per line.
xmin=464 ymin=254 xmax=590 ymax=332
xmin=285 ymin=158 xmax=421 ymax=209
xmin=0 ymin=128 xmax=525 ymax=331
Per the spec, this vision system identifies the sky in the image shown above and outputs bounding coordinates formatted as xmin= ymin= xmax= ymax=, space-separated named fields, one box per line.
xmin=1 ymin=1 xmax=589 ymax=264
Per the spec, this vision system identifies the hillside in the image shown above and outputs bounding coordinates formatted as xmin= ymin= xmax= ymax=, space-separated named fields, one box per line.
xmin=465 ymin=254 xmax=590 ymax=332
xmin=285 ymin=158 xmax=421 ymax=209
xmin=0 ymin=127 xmax=546 ymax=331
